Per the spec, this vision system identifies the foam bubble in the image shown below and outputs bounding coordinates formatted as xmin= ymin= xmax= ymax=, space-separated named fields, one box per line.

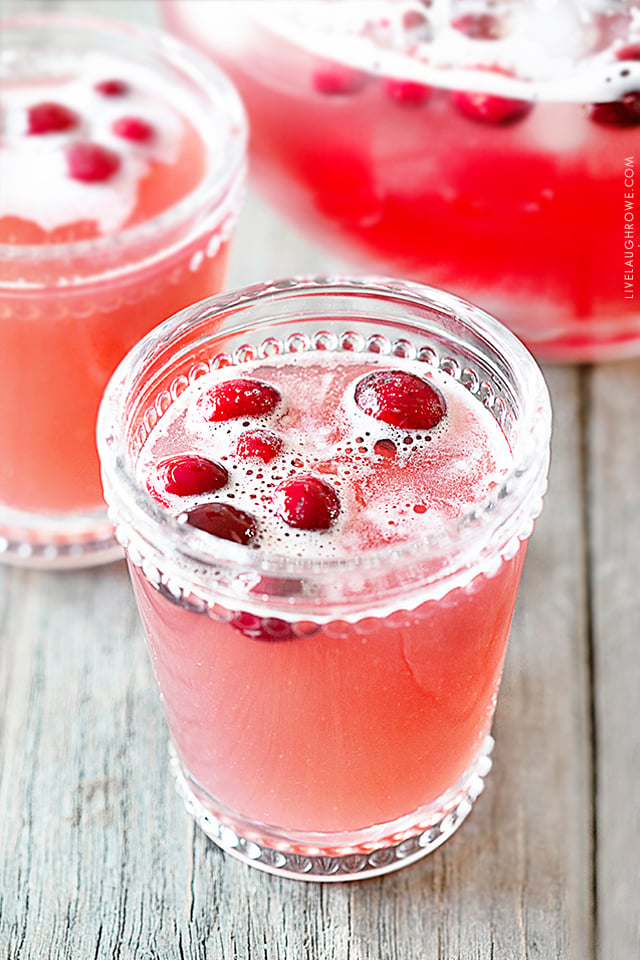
xmin=137 ymin=351 xmax=513 ymax=560
xmin=0 ymin=53 xmax=186 ymax=234
xmin=179 ymin=0 xmax=640 ymax=104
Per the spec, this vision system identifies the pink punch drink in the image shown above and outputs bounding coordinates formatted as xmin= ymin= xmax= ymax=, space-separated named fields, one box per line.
xmin=164 ymin=0 xmax=640 ymax=361
xmin=98 ymin=277 xmax=551 ymax=881
xmin=0 ymin=15 xmax=246 ymax=566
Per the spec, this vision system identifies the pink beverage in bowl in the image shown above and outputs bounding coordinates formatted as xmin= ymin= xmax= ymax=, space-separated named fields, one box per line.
xmin=163 ymin=0 xmax=640 ymax=362
xmin=97 ymin=277 xmax=551 ymax=881
xmin=0 ymin=15 xmax=246 ymax=566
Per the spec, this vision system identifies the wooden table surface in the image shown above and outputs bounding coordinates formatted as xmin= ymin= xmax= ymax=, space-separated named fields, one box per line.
xmin=1 ymin=2 xmax=639 ymax=958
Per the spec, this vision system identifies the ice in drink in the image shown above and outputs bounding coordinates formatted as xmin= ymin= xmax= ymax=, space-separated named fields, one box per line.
xmin=98 ymin=277 xmax=551 ymax=880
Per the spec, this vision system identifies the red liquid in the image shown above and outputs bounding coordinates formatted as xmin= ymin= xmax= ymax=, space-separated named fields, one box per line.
xmin=131 ymin=551 xmax=524 ymax=839
xmin=164 ymin=1 xmax=640 ymax=360
xmin=130 ymin=352 xmax=526 ymax=844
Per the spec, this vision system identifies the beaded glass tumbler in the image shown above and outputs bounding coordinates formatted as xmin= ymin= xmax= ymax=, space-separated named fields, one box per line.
xmin=97 ymin=277 xmax=551 ymax=881
xmin=0 ymin=14 xmax=246 ymax=567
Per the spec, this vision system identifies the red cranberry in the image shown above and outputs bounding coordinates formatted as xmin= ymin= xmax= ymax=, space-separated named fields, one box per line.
xmin=94 ymin=78 xmax=129 ymax=97
xmin=355 ymin=370 xmax=446 ymax=430
xmin=65 ymin=142 xmax=121 ymax=182
xmin=452 ymin=84 xmax=533 ymax=125
xmin=231 ymin=612 xmax=295 ymax=642
xmin=185 ymin=503 xmax=258 ymax=544
xmin=112 ymin=116 xmax=154 ymax=142
xmin=27 ymin=102 xmax=78 ymax=135
xmin=235 ymin=430 xmax=283 ymax=463
xmin=147 ymin=455 xmax=228 ymax=503
xmin=197 ymin=378 xmax=281 ymax=422
xmin=451 ymin=13 xmax=503 ymax=40
xmin=384 ymin=77 xmax=432 ymax=106
xmin=275 ymin=476 xmax=340 ymax=531
xmin=312 ymin=62 xmax=368 ymax=95
xmin=615 ymin=44 xmax=640 ymax=61
xmin=402 ymin=9 xmax=432 ymax=39
xmin=588 ymin=92 xmax=640 ymax=128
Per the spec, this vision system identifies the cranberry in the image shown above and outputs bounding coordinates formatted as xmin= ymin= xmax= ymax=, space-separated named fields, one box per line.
xmin=312 ymin=62 xmax=368 ymax=95
xmin=588 ymin=91 xmax=640 ymax=128
xmin=235 ymin=429 xmax=282 ymax=463
xmin=112 ymin=116 xmax=154 ymax=142
xmin=451 ymin=13 xmax=503 ymax=40
xmin=27 ymin=102 xmax=78 ymax=135
xmin=452 ymin=84 xmax=533 ymax=125
xmin=147 ymin=455 xmax=228 ymax=503
xmin=185 ymin=503 xmax=258 ymax=544
xmin=384 ymin=77 xmax=432 ymax=106
xmin=197 ymin=378 xmax=281 ymax=422
xmin=402 ymin=9 xmax=432 ymax=39
xmin=231 ymin=612 xmax=295 ymax=642
xmin=275 ymin=476 xmax=340 ymax=531
xmin=615 ymin=44 xmax=640 ymax=61
xmin=355 ymin=370 xmax=446 ymax=429
xmin=65 ymin=142 xmax=121 ymax=182
xmin=94 ymin=78 xmax=129 ymax=97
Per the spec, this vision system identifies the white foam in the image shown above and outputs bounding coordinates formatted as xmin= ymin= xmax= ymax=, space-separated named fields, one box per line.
xmin=0 ymin=53 xmax=186 ymax=234
xmin=175 ymin=0 xmax=640 ymax=104
xmin=136 ymin=352 xmax=513 ymax=560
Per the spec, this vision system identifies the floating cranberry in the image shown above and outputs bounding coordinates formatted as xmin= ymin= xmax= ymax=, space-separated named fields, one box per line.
xmin=355 ymin=370 xmax=446 ymax=430
xmin=451 ymin=13 xmax=503 ymax=40
xmin=615 ymin=44 xmax=640 ymax=61
xmin=147 ymin=455 xmax=228 ymax=503
xmin=235 ymin=429 xmax=283 ymax=463
xmin=275 ymin=476 xmax=340 ymax=531
xmin=112 ymin=116 xmax=154 ymax=142
xmin=94 ymin=78 xmax=129 ymax=97
xmin=402 ymin=9 xmax=432 ymax=39
xmin=231 ymin=611 xmax=295 ymax=642
xmin=27 ymin=102 xmax=78 ymax=135
xmin=384 ymin=77 xmax=432 ymax=106
xmin=588 ymin=91 xmax=640 ymax=128
xmin=185 ymin=502 xmax=258 ymax=544
xmin=452 ymin=85 xmax=533 ymax=125
xmin=197 ymin=378 xmax=281 ymax=422
xmin=312 ymin=62 xmax=368 ymax=95
xmin=65 ymin=142 xmax=121 ymax=182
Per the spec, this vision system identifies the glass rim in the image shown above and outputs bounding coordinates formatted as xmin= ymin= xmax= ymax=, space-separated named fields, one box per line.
xmin=97 ymin=274 xmax=552 ymax=585
xmin=0 ymin=11 xmax=248 ymax=264
xmin=188 ymin=0 xmax=640 ymax=105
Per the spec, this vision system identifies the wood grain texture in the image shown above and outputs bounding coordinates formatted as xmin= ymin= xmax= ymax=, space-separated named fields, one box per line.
xmin=588 ymin=361 xmax=640 ymax=960
xmin=1 ymin=0 xmax=637 ymax=957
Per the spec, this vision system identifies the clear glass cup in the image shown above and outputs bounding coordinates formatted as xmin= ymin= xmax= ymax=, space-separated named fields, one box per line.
xmin=0 ymin=14 xmax=247 ymax=567
xmin=163 ymin=0 xmax=640 ymax=361
xmin=97 ymin=276 xmax=551 ymax=881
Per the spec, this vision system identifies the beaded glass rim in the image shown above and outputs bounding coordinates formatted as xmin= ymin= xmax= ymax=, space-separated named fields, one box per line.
xmin=98 ymin=275 xmax=552 ymax=589
xmin=0 ymin=12 xmax=248 ymax=263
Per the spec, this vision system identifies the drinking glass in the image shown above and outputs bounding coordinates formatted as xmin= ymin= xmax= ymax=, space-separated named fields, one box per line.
xmin=0 ymin=14 xmax=247 ymax=566
xmin=163 ymin=0 xmax=640 ymax=361
xmin=97 ymin=276 xmax=551 ymax=880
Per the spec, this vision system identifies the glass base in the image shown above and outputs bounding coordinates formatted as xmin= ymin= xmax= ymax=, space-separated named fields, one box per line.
xmin=169 ymin=736 xmax=494 ymax=882
xmin=0 ymin=503 xmax=122 ymax=568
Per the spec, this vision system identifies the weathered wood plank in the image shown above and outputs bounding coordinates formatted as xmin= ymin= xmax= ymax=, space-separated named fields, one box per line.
xmin=588 ymin=359 xmax=640 ymax=960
